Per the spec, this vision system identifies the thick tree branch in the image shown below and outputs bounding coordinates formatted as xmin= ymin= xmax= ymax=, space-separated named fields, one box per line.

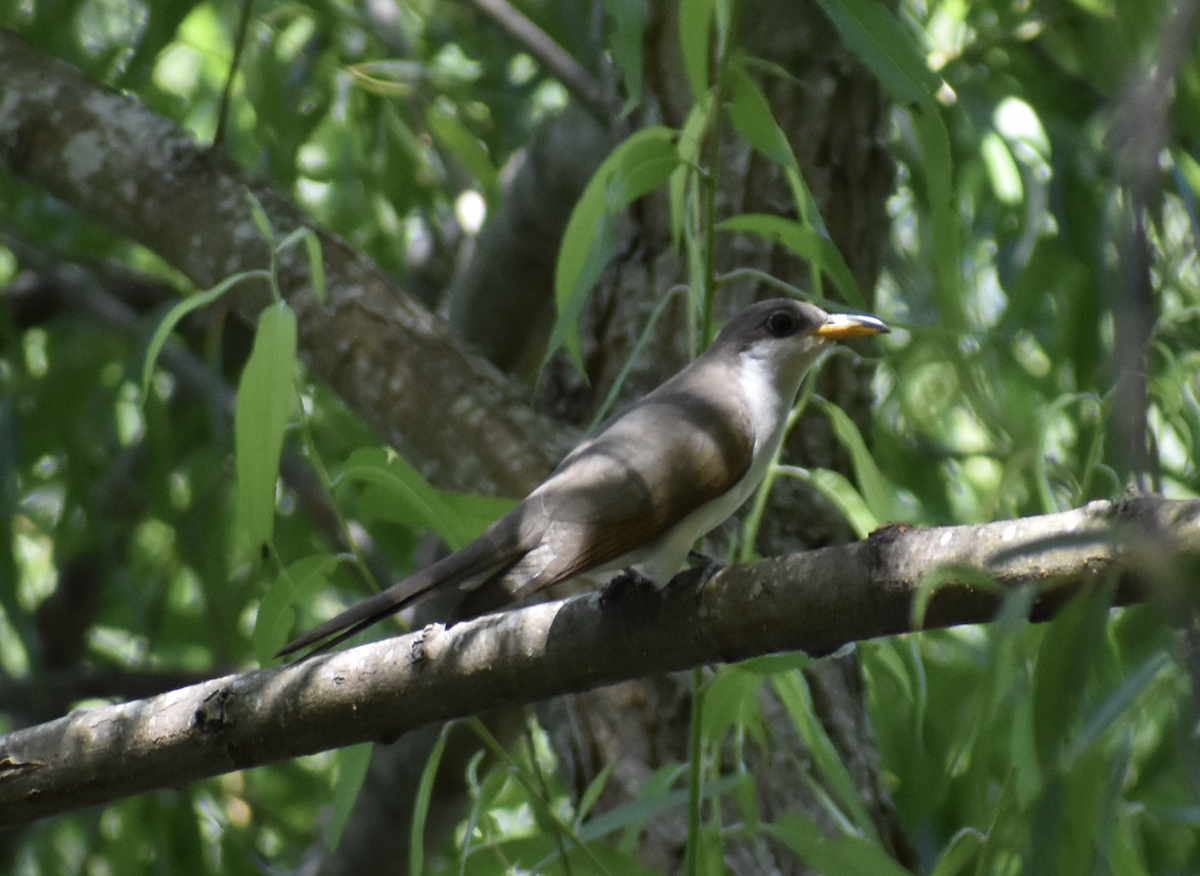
xmin=0 ymin=27 xmax=565 ymax=497
xmin=1 ymin=496 xmax=1194 ymax=825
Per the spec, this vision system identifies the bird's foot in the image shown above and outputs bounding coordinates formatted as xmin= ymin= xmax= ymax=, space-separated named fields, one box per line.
xmin=674 ymin=552 xmax=724 ymax=596
xmin=600 ymin=568 xmax=658 ymax=607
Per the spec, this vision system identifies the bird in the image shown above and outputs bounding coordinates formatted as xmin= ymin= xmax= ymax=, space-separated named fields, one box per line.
xmin=278 ymin=298 xmax=888 ymax=657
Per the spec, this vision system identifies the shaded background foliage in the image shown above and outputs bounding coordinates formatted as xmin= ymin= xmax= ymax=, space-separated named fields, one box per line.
xmin=1 ymin=0 xmax=1199 ymax=874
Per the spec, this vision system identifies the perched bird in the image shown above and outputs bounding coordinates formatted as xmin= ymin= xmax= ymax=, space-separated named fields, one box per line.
xmin=278 ymin=298 xmax=888 ymax=656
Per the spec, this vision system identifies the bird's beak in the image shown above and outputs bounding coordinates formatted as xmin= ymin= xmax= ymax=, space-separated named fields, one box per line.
xmin=813 ymin=313 xmax=890 ymax=339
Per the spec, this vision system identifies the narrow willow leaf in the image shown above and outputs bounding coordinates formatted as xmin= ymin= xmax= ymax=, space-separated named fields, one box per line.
xmin=253 ymin=552 xmax=341 ymax=664
xmin=767 ymin=811 xmax=910 ymax=876
xmin=928 ymin=827 xmax=985 ymax=876
xmin=701 ymin=666 xmax=766 ymax=747
xmin=439 ymin=491 xmax=517 ymax=540
xmin=670 ymin=98 xmax=712 ymax=247
xmin=575 ymin=763 xmax=614 ymax=826
xmin=246 ymin=189 xmax=274 ymax=245
xmin=235 ymin=302 xmax=297 ymax=551
xmin=304 ymin=231 xmax=325 ymax=304
xmin=1032 ymin=585 xmax=1114 ymax=771
xmin=328 ymin=744 xmax=373 ymax=849
xmin=804 ymin=468 xmax=878 ymax=539
xmin=409 ymin=724 xmax=453 ymax=874
xmin=426 ymin=103 xmax=498 ymax=203
xmin=719 ymin=214 xmax=864 ymax=307
xmin=811 ymin=0 xmax=941 ymax=107
xmin=819 ymin=399 xmax=897 ymax=522
xmin=140 ymin=270 xmax=264 ymax=399
xmin=727 ymin=55 xmax=798 ymax=170
xmin=679 ymin=0 xmax=714 ymax=101
xmin=813 ymin=0 xmax=964 ymax=328
xmin=771 ymin=672 xmax=880 ymax=839
xmin=340 ymin=447 xmax=472 ymax=551
xmin=606 ymin=0 xmax=647 ymax=114
xmin=551 ymin=126 xmax=678 ymax=369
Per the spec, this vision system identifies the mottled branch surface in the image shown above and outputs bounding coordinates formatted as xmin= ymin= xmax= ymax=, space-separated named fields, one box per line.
xmin=1 ymin=496 xmax=1194 ymax=826
xmin=0 ymin=27 xmax=564 ymax=496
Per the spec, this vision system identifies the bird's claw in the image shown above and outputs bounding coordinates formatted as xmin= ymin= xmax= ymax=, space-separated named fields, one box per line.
xmin=600 ymin=568 xmax=657 ymax=607
xmin=674 ymin=553 xmax=724 ymax=597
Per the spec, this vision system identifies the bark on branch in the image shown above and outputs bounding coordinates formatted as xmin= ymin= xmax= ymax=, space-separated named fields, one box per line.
xmin=1 ymin=496 xmax=1194 ymax=826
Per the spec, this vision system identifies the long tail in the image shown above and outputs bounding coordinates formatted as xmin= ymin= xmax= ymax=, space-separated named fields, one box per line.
xmin=274 ymin=565 xmax=448 ymax=658
xmin=277 ymin=506 xmax=536 ymax=659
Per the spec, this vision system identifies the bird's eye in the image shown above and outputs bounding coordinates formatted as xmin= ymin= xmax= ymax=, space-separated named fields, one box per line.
xmin=766 ymin=311 xmax=798 ymax=337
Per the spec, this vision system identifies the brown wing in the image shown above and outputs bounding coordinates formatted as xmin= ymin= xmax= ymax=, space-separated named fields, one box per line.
xmin=458 ymin=373 xmax=755 ymax=614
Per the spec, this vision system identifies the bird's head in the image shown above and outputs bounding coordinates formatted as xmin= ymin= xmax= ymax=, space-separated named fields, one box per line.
xmin=711 ymin=298 xmax=889 ymax=400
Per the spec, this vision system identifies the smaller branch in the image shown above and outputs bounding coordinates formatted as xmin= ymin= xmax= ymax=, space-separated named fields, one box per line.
xmin=466 ymin=0 xmax=611 ymax=123
xmin=0 ymin=497 xmax=1196 ymax=825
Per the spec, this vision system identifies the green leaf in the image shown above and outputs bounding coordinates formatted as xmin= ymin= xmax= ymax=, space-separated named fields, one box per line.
xmin=246 ymin=189 xmax=274 ymax=247
xmin=913 ymin=107 xmax=966 ymax=331
xmin=1067 ymin=651 xmax=1169 ymax=764
xmin=818 ymin=399 xmax=898 ymax=523
xmin=812 ymin=0 xmax=964 ymax=329
xmin=719 ymin=214 xmax=864 ymax=307
xmin=579 ymin=771 xmax=740 ymax=844
xmin=426 ymin=102 xmax=498 ymax=203
xmin=805 ymin=468 xmax=878 ymax=539
xmin=253 ymin=552 xmax=341 ymax=664
xmin=547 ymin=210 xmax=618 ymax=372
xmin=679 ymin=0 xmax=714 ymax=101
xmin=670 ymin=98 xmax=713 ymax=247
xmin=727 ymin=55 xmax=797 ymax=170
xmin=928 ymin=827 xmax=985 ymax=876
xmin=140 ymin=270 xmax=265 ymax=400
xmin=606 ymin=0 xmax=647 ymax=114
xmin=811 ymin=0 xmax=942 ymax=108
xmin=235 ymin=302 xmax=298 ymax=552
xmin=339 ymin=447 xmax=474 ymax=551
xmin=328 ymin=743 xmax=372 ymax=850
xmin=1032 ymin=585 xmax=1114 ymax=771
xmin=439 ymin=491 xmax=517 ymax=541
xmin=304 ymin=231 xmax=326 ymax=305
xmin=575 ymin=762 xmax=614 ymax=826
xmin=767 ymin=811 xmax=911 ymax=876
xmin=551 ymin=126 xmax=679 ymax=369
xmin=254 ymin=574 xmax=295 ymax=667
xmin=981 ymin=131 xmax=1023 ymax=205
xmin=701 ymin=666 xmax=766 ymax=747
xmin=771 ymin=672 xmax=880 ymax=840
xmin=410 ymin=724 xmax=453 ymax=875
xmin=738 ymin=651 xmax=810 ymax=676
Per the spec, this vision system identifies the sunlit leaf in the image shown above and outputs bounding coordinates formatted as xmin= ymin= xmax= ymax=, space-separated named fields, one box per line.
xmin=235 ymin=302 xmax=297 ymax=551
xmin=426 ymin=102 xmax=498 ymax=203
xmin=140 ymin=269 xmax=265 ymax=399
xmin=813 ymin=0 xmax=964 ymax=328
xmin=254 ymin=552 xmax=340 ymax=664
xmin=719 ymin=214 xmax=864 ymax=307
xmin=339 ymin=447 xmax=473 ymax=551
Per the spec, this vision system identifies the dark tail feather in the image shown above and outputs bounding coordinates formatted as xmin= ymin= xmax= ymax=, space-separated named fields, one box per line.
xmin=275 ymin=569 xmax=442 ymax=659
xmin=276 ymin=511 xmax=533 ymax=659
